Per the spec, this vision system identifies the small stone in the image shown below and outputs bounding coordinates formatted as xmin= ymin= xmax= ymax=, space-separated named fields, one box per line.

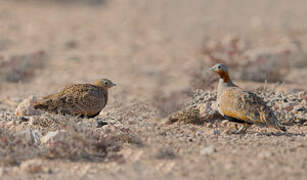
xmin=211 ymin=101 xmax=218 ymax=111
xmin=221 ymin=121 xmax=229 ymax=127
xmin=18 ymin=116 xmax=29 ymax=122
xmin=206 ymin=123 xmax=214 ymax=128
xmin=40 ymin=131 xmax=59 ymax=144
xmin=13 ymin=124 xmax=26 ymax=133
xmin=30 ymin=129 xmax=42 ymax=145
xmin=17 ymin=129 xmax=41 ymax=145
xmin=214 ymin=129 xmax=220 ymax=135
xmin=155 ymin=148 xmax=176 ymax=160
xmin=6 ymin=120 xmax=15 ymax=128
xmin=258 ymin=151 xmax=273 ymax=158
xmin=96 ymin=121 xmax=108 ymax=128
xmin=28 ymin=117 xmax=36 ymax=126
xmin=20 ymin=159 xmax=44 ymax=174
xmin=15 ymin=96 xmax=41 ymax=116
xmin=195 ymin=131 xmax=203 ymax=137
xmin=200 ymin=145 xmax=216 ymax=155
xmin=298 ymin=91 xmax=305 ymax=99
xmin=65 ymin=40 xmax=78 ymax=49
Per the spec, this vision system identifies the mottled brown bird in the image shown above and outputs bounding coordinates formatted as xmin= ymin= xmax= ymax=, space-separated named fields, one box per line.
xmin=33 ymin=79 xmax=116 ymax=118
xmin=210 ymin=64 xmax=286 ymax=133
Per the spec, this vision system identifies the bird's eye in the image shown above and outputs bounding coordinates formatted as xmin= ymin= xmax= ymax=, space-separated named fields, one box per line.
xmin=104 ymin=81 xmax=109 ymax=85
xmin=218 ymin=65 xmax=221 ymax=69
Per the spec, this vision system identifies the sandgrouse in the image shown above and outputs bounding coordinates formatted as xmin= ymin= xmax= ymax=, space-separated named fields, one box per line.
xmin=210 ymin=64 xmax=286 ymax=133
xmin=33 ymin=79 xmax=116 ymax=118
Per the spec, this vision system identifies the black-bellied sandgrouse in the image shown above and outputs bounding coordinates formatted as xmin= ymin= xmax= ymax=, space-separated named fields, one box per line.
xmin=210 ymin=64 xmax=286 ymax=133
xmin=33 ymin=79 xmax=116 ymax=118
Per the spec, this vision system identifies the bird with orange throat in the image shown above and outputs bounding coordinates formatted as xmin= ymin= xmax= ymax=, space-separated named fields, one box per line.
xmin=210 ymin=64 xmax=286 ymax=134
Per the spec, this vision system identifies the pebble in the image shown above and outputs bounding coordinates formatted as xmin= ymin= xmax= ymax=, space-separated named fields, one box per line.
xmin=96 ymin=121 xmax=108 ymax=128
xmin=29 ymin=129 xmax=42 ymax=145
xmin=258 ymin=151 xmax=273 ymax=159
xmin=40 ymin=131 xmax=59 ymax=144
xmin=20 ymin=159 xmax=45 ymax=174
xmin=200 ymin=145 xmax=216 ymax=155
xmin=18 ymin=116 xmax=29 ymax=122
xmin=15 ymin=96 xmax=41 ymax=116
xmin=18 ymin=128 xmax=41 ymax=145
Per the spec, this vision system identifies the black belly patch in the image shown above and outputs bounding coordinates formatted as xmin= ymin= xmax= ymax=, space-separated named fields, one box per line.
xmin=86 ymin=112 xmax=101 ymax=118
xmin=223 ymin=115 xmax=253 ymax=125
xmin=73 ymin=112 xmax=100 ymax=118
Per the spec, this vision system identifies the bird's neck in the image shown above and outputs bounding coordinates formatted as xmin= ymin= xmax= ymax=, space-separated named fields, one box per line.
xmin=104 ymin=90 xmax=108 ymax=104
xmin=217 ymin=72 xmax=236 ymax=98
xmin=94 ymin=83 xmax=109 ymax=91
xmin=217 ymin=79 xmax=226 ymax=97
xmin=218 ymin=71 xmax=231 ymax=83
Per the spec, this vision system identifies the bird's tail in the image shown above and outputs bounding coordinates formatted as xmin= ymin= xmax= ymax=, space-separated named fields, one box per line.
xmin=266 ymin=111 xmax=287 ymax=132
xmin=278 ymin=124 xmax=287 ymax=132
xmin=33 ymin=101 xmax=49 ymax=110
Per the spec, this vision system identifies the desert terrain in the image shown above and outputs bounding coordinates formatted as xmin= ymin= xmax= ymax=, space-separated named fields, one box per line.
xmin=0 ymin=0 xmax=307 ymax=179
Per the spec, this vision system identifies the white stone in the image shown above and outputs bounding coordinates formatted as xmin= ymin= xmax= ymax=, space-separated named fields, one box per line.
xmin=200 ymin=145 xmax=216 ymax=155
xmin=15 ymin=96 xmax=41 ymax=116
xmin=40 ymin=131 xmax=59 ymax=144
xmin=20 ymin=159 xmax=44 ymax=174
xmin=16 ymin=129 xmax=41 ymax=145
xmin=30 ymin=129 xmax=42 ymax=145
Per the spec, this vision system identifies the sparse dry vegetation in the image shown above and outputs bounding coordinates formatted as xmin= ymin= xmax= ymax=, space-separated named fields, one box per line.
xmin=0 ymin=51 xmax=46 ymax=83
xmin=0 ymin=125 xmax=39 ymax=166
xmin=199 ymin=35 xmax=306 ymax=83
xmin=166 ymin=107 xmax=203 ymax=125
xmin=189 ymin=61 xmax=218 ymax=90
xmin=152 ymin=90 xmax=188 ymax=118
xmin=0 ymin=114 xmax=133 ymax=166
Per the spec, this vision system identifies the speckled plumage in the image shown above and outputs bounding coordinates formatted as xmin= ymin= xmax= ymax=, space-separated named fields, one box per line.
xmin=210 ymin=64 xmax=286 ymax=133
xmin=33 ymin=79 xmax=116 ymax=118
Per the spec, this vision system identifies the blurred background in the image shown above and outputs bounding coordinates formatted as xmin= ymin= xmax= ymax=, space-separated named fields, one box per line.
xmin=1 ymin=0 xmax=307 ymax=115
xmin=1 ymin=0 xmax=307 ymax=90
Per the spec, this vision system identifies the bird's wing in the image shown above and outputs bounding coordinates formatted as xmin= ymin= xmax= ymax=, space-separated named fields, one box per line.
xmin=62 ymin=84 xmax=107 ymax=116
xmin=218 ymin=87 xmax=267 ymax=125
xmin=34 ymin=84 xmax=91 ymax=114
xmin=33 ymin=93 xmax=59 ymax=111
xmin=34 ymin=84 xmax=107 ymax=116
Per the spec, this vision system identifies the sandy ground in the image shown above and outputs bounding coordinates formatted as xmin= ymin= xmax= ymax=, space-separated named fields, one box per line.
xmin=0 ymin=0 xmax=307 ymax=179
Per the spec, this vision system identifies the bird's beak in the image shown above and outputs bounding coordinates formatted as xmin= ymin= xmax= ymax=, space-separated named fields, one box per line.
xmin=209 ymin=66 xmax=215 ymax=71
xmin=112 ymin=83 xmax=117 ymax=87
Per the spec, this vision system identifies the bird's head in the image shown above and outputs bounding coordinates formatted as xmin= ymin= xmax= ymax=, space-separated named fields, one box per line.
xmin=209 ymin=63 xmax=230 ymax=82
xmin=94 ymin=79 xmax=116 ymax=89
xmin=209 ymin=63 xmax=228 ymax=73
